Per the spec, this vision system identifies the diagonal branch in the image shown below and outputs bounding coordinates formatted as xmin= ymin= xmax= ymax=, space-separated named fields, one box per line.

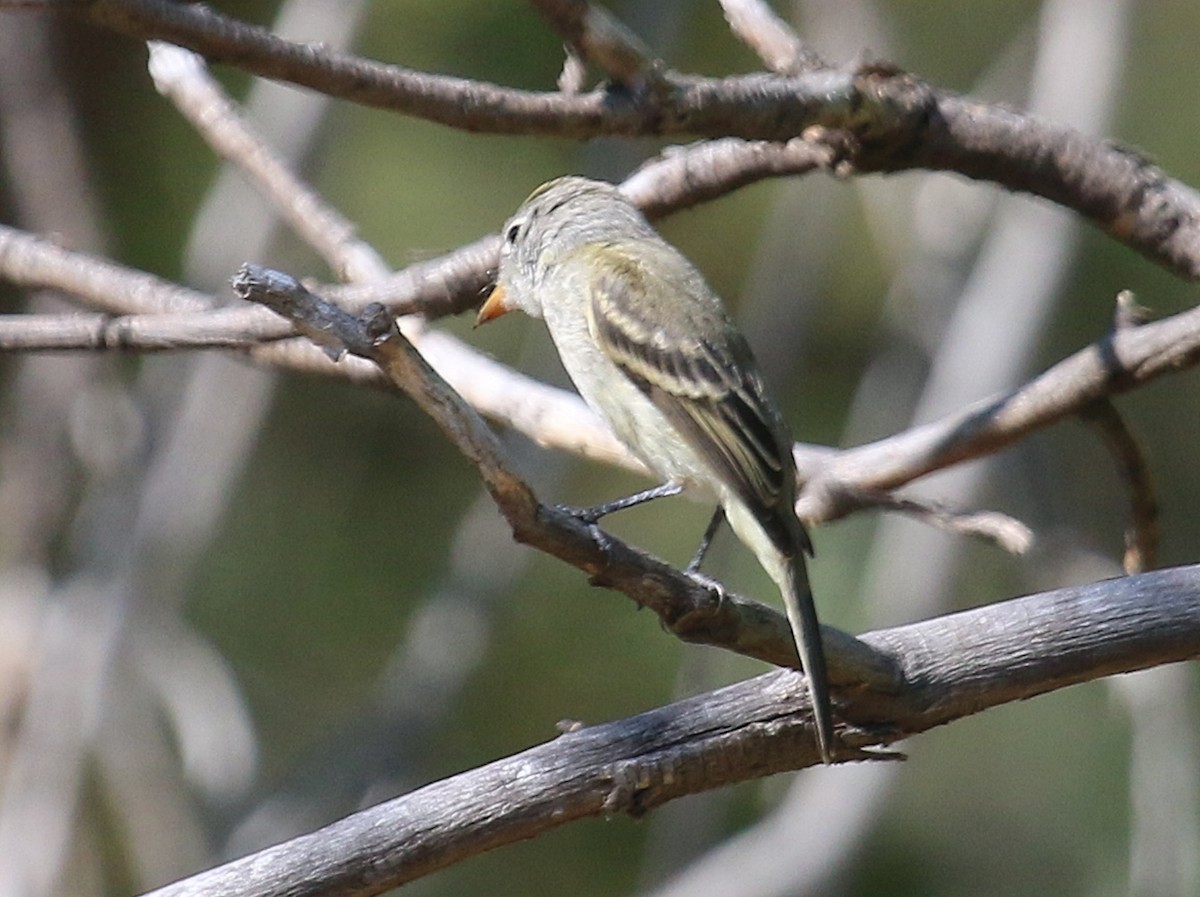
xmin=140 ymin=563 xmax=1200 ymax=897
xmin=232 ymin=263 xmax=900 ymax=689
xmin=147 ymin=41 xmax=387 ymax=283
xmin=0 ymin=221 xmax=214 ymax=314
xmin=528 ymin=0 xmax=659 ymax=88
xmin=718 ymin=0 xmax=826 ymax=74
xmin=797 ymin=300 xmax=1200 ymax=522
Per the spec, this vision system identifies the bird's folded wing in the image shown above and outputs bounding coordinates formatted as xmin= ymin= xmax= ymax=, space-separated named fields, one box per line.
xmin=583 ymin=244 xmax=802 ymax=555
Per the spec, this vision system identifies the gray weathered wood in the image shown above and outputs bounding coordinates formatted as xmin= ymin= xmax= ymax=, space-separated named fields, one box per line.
xmin=144 ymin=564 xmax=1200 ymax=897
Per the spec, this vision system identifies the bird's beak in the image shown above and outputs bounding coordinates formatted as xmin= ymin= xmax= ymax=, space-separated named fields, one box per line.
xmin=475 ymin=284 xmax=510 ymax=327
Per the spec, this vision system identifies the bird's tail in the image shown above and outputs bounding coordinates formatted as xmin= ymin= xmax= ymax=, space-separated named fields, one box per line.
xmin=779 ymin=552 xmax=834 ymax=763
xmin=724 ymin=499 xmax=834 ymax=762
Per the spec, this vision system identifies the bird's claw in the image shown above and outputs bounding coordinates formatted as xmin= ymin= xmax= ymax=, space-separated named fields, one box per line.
xmin=552 ymin=503 xmax=617 ymax=585
xmin=554 ymin=501 xmax=604 ymax=526
xmin=684 ymin=568 xmax=729 ymax=610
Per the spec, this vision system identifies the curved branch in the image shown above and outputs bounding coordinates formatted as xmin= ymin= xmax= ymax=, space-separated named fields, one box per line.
xmin=72 ymin=0 xmax=1200 ymax=279
xmin=84 ymin=0 xmax=630 ymax=134
xmin=1080 ymin=398 xmax=1159 ymax=573
xmin=141 ymin=564 xmax=1200 ymax=897
xmin=907 ymin=94 xmax=1200 ymax=278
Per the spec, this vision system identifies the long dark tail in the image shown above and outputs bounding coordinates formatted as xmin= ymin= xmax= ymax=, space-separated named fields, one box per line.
xmin=780 ymin=552 xmax=834 ymax=763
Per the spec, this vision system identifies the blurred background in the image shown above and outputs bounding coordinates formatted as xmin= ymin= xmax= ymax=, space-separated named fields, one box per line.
xmin=0 ymin=1 xmax=1198 ymax=896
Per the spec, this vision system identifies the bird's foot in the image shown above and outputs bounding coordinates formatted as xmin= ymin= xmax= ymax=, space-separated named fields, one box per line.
xmin=552 ymin=503 xmax=618 ymax=585
xmin=683 ymin=567 xmax=730 ymax=610
xmin=554 ymin=501 xmax=605 ymax=527
xmin=554 ymin=502 xmax=612 ymax=544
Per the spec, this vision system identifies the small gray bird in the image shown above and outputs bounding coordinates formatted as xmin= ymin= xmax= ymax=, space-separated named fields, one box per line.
xmin=478 ymin=176 xmax=834 ymax=762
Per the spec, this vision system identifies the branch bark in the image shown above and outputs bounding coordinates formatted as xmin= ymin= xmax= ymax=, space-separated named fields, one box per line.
xmin=4 ymin=223 xmax=1198 ymax=544
xmin=141 ymin=563 xmax=1200 ymax=897
xmin=67 ymin=0 xmax=1200 ymax=279
xmin=231 ymin=264 xmax=897 ymax=685
xmin=797 ymin=300 xmax=1200 ymax=521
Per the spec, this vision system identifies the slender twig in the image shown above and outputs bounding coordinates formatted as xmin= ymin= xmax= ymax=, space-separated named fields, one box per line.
xmin=718 ymin=0 xmax=826 ymax=74
xmin=528 ymin=0 xmax=658 ymax=88
xmin=1080 ymin=399 xmax=1159 ymax=573
xmin=147 ymin=42 xmax=388 ymax=283
xmin=621 ymin=136 xmax=835 ymax=222
xmin=831 ymin=487 xmax=1034 ymax=555
xmin=140 ymin=563 xmax=1200 ymax=897
xmin=1080 ymin=291 xmax=1160 ymax=573
xmin=0 ymin=308 xmax=289 ymax=351
xmin=557 ymin=45 xmax=587 ymax=94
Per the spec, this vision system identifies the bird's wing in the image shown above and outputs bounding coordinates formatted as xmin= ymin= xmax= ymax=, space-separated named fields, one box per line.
xmin=582 ymin=243 xmax=808 ymax=556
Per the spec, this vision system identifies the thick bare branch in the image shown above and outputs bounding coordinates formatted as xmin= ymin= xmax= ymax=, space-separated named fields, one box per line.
xmin=76 ymin=0 xmax=868 ymax=146
xmin=68 ymin=0 xmax=1200 ymax=279
xmin=907 ymin=94 xmax=1200 ymax=278
xmin=83 ymin=0 xmax=626 ymax=133
xmin=141 ymin=563 xmax=1200 ymax=897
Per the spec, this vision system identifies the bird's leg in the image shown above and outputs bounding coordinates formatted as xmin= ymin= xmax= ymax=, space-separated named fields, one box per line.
xmin=556 ymin=483 xmax=683 ymax=586
xmin=558 ymin=482 xmax=683 ymax=525
xmin=686 ymin=508 xmax=726 ymax=574
xmin=683 ymin=508 xmax=730 ymax=606
xmin=554 ymin=484 xmax=681 ymax=582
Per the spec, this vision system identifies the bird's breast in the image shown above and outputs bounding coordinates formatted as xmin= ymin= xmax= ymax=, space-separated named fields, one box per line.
xmin=542 ymin=297 xmax=717 ymax=502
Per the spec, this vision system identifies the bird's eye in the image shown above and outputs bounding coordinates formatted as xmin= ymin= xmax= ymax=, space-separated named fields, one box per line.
xmin=505 ymin=222 xmax=521 ymax=244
